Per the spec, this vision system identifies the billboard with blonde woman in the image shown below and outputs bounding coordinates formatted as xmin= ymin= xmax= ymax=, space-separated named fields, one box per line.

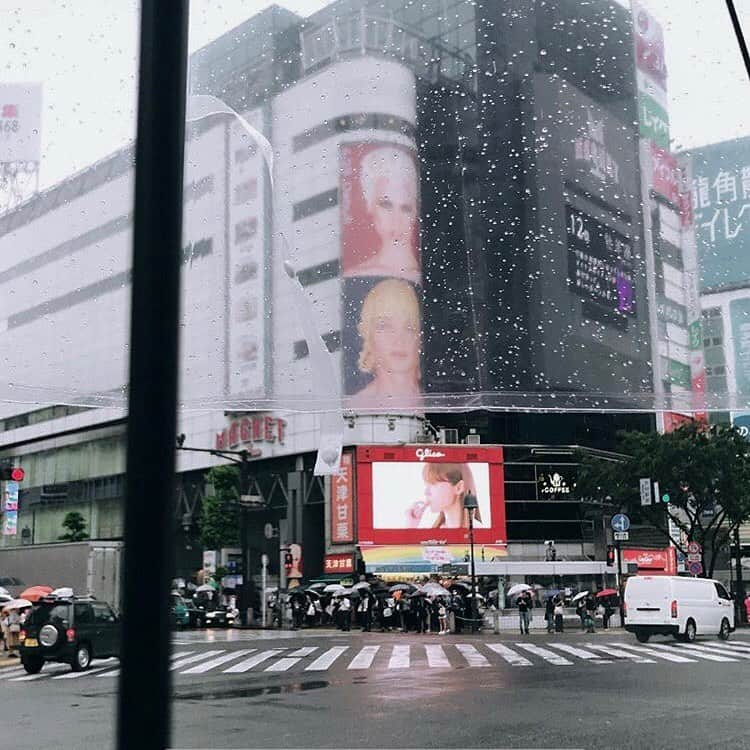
xmin=340 ymin=142 xmax=422 ymax=410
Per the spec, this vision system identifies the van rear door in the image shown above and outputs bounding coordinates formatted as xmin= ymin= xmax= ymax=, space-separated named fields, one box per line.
xmin=625 ymin=576 xmax=670 ymax=624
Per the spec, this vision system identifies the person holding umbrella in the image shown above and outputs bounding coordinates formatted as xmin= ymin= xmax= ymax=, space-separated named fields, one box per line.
xmin=517 ymin=592 xmax=531 ymax=635
xmin=545 ymin=596 xmax=555 ymax=633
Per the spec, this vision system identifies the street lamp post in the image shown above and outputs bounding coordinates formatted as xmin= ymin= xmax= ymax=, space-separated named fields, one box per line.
xmin=463 ymin=491 xmax=479 ymax=632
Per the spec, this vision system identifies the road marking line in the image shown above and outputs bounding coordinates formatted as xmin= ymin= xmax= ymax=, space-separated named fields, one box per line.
xmin=264 ymin=648 xmax=318 ymax=672
xmin=514 ymin=643 xmax=573 ymax=665
xmin=52 ymin=659 xmax=120 ymax=680
xmin=486 ymin=643 xmax=532 ymax=666
xmin=180 ymin=649 xmax=255 ymax=674
xmin=424 ymin=645 xmax=451 ymax=669
xmin=712 ymin=641 xmax=750 ymax=653
xmin=673 ymin=643 xmax=750 ymax=660
xmin=646 ymin=643 xmax=738 ymax=662
xmin=305 ymin=646 xmax=349 ymax=671
xmin=171 ymin=650 xmax=225 ymax=671
xmin=170 ymin=651 xmax=195 ymax=660
xmin=455 ymin=643 xmax=490 ymax=667
xmin=10 ymin=665 xmax=71 ymax=682
xmin=607 ymin=642 xmax=697 ymax=663
xmin=97 ymin=669 xmax=120 ymax=677
xmin=583 ymin=643 xmax=656 ymax=663
xmin=388 ymin=645 xmax=410 ymax=669
xmin=223 ymin=649 xmax=285 ymax=673
xmin=1 ymin=667 xmax=28 ymax=679
xmin=348 ymin=646 xmax=380 ymax=670
xmin=546 ymin=643 xmax=611 ymax=662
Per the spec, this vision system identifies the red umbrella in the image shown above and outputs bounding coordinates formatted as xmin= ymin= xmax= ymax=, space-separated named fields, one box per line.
xmin=20 ymin=585 xmax=53 ymax=602
xmin=596 ymin=588 xmax=618 ymax=598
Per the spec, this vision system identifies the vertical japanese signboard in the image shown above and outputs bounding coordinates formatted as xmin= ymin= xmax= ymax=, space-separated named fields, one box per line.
xmin=331 ymin=451 xmax=354 ymax=543
xmin=3 ymin=480 xmax=19 ymax=535
xmin=687 ymin=136 xmax=750 ymax=291
xmin=731 ymin=298 xmax=750 ymax=397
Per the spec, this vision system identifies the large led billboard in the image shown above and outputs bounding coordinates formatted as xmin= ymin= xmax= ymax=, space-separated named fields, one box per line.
xmin=356 ymin=444 xmax=506 ymax=547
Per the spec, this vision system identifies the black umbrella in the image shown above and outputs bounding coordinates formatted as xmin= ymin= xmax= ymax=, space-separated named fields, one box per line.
xmin=288 ymin=588 xmax=307 ymax=599
xmin=449 ymin=581 xmax=472 ymax=592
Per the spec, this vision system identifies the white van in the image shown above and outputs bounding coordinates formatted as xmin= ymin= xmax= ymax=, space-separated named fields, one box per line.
xmin=624 ymin=575 xmax=735 ymax=643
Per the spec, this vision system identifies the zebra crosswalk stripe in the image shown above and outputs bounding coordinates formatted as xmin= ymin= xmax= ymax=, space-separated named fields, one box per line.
xmin=10 ymin=664 xmax=70 ymax=682
xmin=171 ymin=650 xmax=225 ymax=671
xmin=223 ymin=649 xmax=285 ymax=673
xmin=265 ymin=647 xmax=318 ymax=672
xmin=583 ymin=643 xmax=656 ymax=663
xmin=424 ymin=644 xmax=451 ymax=669
xmin=672 ymin=642 xmax=750 ymax=660
xmin=486 ymin=643 xmax=532 ymax=666
xmin=455 ymin=643 xmax=490 ymax=667
xmin=348 ymin=645 xmax=380 ymax=670
xmin=305 ymin=646 xmax=349 ymax=672
xmin=181 ymin=649 xmax=255 ymax=674
xmin=514 ymin=643 xmax=573 ymax=665
xmin=547 ymin=643 xmax=612 ymax=663
xmin=388 ymin=645 xmax=410 ymax=669
xmin=645 ymin=643 xmax=738 ymax=662
xmin=712 ymin=641 xmax=750 ymax=653
xmin=607 ymin=642 xmax=696 ymax=663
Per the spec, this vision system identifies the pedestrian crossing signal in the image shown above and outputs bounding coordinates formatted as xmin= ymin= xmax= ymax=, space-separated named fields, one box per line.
xmin=283 ymin=552 xmax=293 ymax=570
xmin=0 ymin=466 xmax=24 ymax=481
xmin=606 ymin=545 xmax=615 ymax=566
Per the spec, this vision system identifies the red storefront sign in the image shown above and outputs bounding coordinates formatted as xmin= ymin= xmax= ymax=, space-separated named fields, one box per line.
xmin=215 ymin=415 xmax=286 ymax=453
xmin=331 ymin=452 xmax=354 ymax=543
xmin=633 ymin=2 xmax=667 ymax=87
xmin=651 ymin=145 xmax=681 ymax=206
xmin=324 ymin=553 xmax=354 ymax=574
xmin=623 ymin=547 xmax=677 ymax=576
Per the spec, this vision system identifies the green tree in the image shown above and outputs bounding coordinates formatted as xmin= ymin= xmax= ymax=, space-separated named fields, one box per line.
xmin=576 ymin=423 xmax=750 ymax=577
xmin=198 ymin=465 xmax=240 ymax=551
xmin=58 ymin=511 xmax=89 ymax=542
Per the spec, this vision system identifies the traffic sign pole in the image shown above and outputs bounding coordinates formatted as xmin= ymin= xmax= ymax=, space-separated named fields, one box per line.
xmin=616 ymin=539 xmax=624 ymax=624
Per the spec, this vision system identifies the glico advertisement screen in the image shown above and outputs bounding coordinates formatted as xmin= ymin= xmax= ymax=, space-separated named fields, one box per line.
xmin=355 ymin=445 xmax=506 ymax=547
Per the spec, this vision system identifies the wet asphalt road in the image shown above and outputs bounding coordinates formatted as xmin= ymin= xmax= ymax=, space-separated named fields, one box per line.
xmin=3 ymin=629 xmax=750 ymax=750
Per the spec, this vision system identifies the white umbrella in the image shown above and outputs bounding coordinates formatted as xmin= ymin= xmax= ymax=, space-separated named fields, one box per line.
xmin=2 ymin=598 xmax=32 ymax=611
xmin=323 ymin=584 xmax=346 ymax=594
xmin=352 ymin=581 xmax=371 ymax=591
xmin=50 ymin=587 xmax=74 ymax=598
xmin=195 ymin=584 xmax=214 ymax=593
xmin=506 ymin=583 xmax=532 ymax=597
xmin=0 ymin=586 xmax=9 ymax=597
xmin=420 ymin=583 xmax=451 ymax=597
xmin=571 ymin=590 xmax=589 ymax=603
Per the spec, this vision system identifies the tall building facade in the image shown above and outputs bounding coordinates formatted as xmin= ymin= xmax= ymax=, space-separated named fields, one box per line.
xmin=0 ymin=0 xmax=683 ymax=584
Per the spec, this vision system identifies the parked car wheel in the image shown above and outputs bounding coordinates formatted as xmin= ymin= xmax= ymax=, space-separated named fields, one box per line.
xmin=71 ymin=643 xmax=92 ymax=672
xmin=635 ymin=631 xmax=650 ymax=643
xmin=719 ymin=618 xmax=731 ymax=640
xmin=22 ymin=657 xmax=43 ymax=674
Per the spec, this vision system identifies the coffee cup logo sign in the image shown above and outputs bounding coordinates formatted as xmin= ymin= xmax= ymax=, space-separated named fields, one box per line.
xmin=215 ymin=415 xmax=287 ymax=454
xmin=539 ymin=473 xmax=571 ymax=495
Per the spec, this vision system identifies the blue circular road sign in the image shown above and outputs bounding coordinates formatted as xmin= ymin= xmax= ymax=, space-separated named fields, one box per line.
xmin=611 ymin=513 xmax=631 ymax=532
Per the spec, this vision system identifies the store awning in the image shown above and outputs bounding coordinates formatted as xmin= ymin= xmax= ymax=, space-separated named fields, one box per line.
xmin=361 ymin=544 xmax=507 ymax=574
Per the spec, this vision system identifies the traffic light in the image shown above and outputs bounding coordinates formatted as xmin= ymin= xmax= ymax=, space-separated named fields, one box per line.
xmin=661 ymin=493 xmax=670 ymax=503
xmin=606 ymin=545 xmax=615 ymax=566
xmin=0 ymin=467 xmax=24 ymax=482
xmin=283 ymin=552 xmax=293 ymax=571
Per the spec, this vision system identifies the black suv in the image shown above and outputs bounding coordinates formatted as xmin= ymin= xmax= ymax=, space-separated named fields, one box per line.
xmin=19 ymin=596 xmax=120 ymax=673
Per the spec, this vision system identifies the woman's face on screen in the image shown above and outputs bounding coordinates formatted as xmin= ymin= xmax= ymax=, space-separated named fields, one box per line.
xmin=424 ymin=477 xmax=461 ymax=513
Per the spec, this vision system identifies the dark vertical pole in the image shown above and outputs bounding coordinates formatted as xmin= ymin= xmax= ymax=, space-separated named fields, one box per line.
xmin=616 ymin=541 xmax=624 ymax=624
xmin=117 ymin=4 xmax=189 ymax=750
xmin=735 ymin=526 xmax=745 ymax=624
xmin=468 ymin=515 xmax=478 ymax=631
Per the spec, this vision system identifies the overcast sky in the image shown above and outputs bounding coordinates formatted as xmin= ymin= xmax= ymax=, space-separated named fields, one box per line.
xmin=0 ymin=0 xmax=748 ymax=189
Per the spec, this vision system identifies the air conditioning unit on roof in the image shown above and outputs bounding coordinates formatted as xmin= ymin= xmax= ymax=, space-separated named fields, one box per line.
xmin=439 ymin=428 xmax=459 ymax=444
xmin=465 ymin=433 xmax=481 ymax=445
